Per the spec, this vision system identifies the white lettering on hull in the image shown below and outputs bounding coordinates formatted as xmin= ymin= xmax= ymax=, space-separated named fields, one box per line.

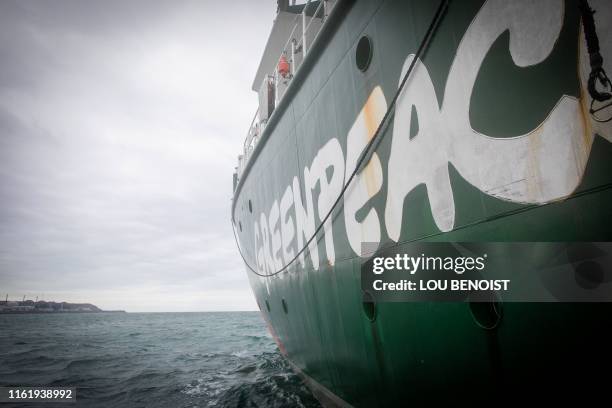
xmin=387 ymin=0 xmax=588 ymax=240
xmin=344 ymin=87 xmax=386 ymax=255
xmin=250 ymin=0 xmax=612 ymax=275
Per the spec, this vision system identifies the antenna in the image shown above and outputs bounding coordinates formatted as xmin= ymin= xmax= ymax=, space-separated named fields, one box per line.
xmin=22 ymin=295 xmax=25 ymax=302
xmin=5 ymin=294 xmax=7 ymax=302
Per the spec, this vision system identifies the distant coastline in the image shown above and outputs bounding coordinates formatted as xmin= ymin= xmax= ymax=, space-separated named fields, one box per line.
xmin=0 ymin=300 xmax=125 ymax=314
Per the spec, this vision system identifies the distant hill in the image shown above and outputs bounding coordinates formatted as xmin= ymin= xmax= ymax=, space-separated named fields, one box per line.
xmin=0 ymin=300 xmax=124 ymax=313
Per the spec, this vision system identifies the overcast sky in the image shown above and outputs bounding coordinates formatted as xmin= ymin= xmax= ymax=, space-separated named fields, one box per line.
xmin=0 ymin=0 xmax=276 ymax=312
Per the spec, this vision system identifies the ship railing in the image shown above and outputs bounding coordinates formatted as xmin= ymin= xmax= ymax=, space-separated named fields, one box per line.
xmin=272 ymin=0 xmax=328 ymax=103
xmin=235 ymin=0 xmax=334 ymax=183
xmin=243 ymin=108 xmax=261 ymax=161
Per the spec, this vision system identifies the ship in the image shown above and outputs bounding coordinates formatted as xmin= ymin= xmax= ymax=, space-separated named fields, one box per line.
xmin=231 ymin=0 xmax=612 ymax=405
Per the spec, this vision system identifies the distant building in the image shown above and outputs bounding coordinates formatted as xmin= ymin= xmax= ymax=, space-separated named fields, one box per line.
xmin=0 ymin=304 xmax=35 ymax=312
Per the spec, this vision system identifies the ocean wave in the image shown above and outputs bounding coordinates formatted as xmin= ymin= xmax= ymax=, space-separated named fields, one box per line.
xmin=1 ymin=312 xmax=321 ymax=407
xmin=231 ymin=349 xmax=250 ymax=358
xmin=215 ymin=374 xmax=320 ymax=408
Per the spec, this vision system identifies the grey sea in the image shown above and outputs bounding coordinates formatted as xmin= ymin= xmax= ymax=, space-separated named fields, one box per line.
xmin=0 ymin=312 xmax=321 ymax=407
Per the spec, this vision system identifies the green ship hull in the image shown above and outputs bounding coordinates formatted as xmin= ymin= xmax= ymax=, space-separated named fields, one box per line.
xmin=232 ymin=0 xmax=612 ymax=405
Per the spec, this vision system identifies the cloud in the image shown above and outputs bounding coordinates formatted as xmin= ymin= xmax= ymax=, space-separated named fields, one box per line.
xmin=0 ymin=0 xmax=276 ymax=311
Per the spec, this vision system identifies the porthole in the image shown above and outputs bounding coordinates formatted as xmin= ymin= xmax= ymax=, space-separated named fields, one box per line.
xmin=469 ymin=301 xmax=502 ymax=330
xmin=281 ymin=298 xmax=288 ymax=314
xmin=248 ymin=200 xmax=253 ymax=213
xmin=356 ymin=35 xmax=373 ymax=72
xmin=574 ymin=260 xmax=604 ymax=289
xmin=265 ymin=299 xmax=270 ymax=312
xmin=362 ymin=291 xmax=377 ymax=322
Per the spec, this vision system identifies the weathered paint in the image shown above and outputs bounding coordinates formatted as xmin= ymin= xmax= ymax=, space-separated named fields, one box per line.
xmin=232 ymin=0 xmax=612 ymax=405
